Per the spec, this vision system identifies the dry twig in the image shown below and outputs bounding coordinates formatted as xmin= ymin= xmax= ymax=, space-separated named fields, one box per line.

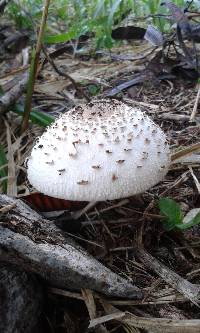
xmin=42 ymin=46 xmax=90 ymax=102
xmin=136 ymin=248 xmax=200 ymax=306
xmin=90 ymin=301 xmax=200 ymax=333
xmin=0 ymin=73 xmax=28 ymax=115
xmin=82 ymin=289 xmax=108 ymax=333
xmin=190 ymin=83 xmax=200 ymax=120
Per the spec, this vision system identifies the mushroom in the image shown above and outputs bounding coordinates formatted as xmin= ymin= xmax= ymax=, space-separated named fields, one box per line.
xmin=27 ymin=100 xmax=170 ymax=201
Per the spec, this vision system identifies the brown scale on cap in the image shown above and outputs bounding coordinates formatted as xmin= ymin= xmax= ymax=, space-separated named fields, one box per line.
xmin=112 ymin=174 xmax=118 ymax=181
xmin=114 ymin=137 xmax=120 ymax=143
xmin=69 ymin=152 xmax=77 ymax=157
xmin=142 ymin=152 xmax=148 ymax=159
xmin=77 ymin=180 xmax=89 ymax=185
xmin=116 ymin=160 xmax=125 ymax=164
xmin=70 ymin=100 xmax=126 ymax=123
xmin=73 ymin=140 xmax=81 ymax=145
xmin=46 ymin=160 xmax=54 ymax=165
xmin=120 ymin=126 xmax=126 ymax=132
xmin=92 ymin=165 xmax=101 ymax=169
xmin=58 ymin=169 xmax=66 ymax=175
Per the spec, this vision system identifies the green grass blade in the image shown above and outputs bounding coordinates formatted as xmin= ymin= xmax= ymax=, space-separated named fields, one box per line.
xmin=108 ymin=0 xmax=122 ymax=25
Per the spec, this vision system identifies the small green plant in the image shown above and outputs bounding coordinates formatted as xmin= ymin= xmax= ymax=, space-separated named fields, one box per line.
xmin=6 ymin=0 xmax=43 ymax=29
xmin=87 ymin=84 xmax=101 ymax=96
xmin=44 ymin=0 xmax=133 ymax=49
xmin=158 ymin=197 xmax=200 ymax=231
xmin=5 ymin=0 xmax=199 ymax=49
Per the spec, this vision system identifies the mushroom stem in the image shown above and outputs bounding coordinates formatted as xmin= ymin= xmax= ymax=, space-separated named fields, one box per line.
xmin=72 ymin=201 xmax=97 ymax=220
xmin=171 ymin=142 xmax=200 ymax=162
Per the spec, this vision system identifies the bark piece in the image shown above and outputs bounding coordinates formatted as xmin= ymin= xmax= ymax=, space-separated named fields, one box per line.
xmin=0 ymin=264 xmax=43 ymax=333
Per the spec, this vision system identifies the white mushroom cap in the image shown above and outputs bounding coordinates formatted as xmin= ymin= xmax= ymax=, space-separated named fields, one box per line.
xmin=27 ymin=100 xmax=170 ymax=201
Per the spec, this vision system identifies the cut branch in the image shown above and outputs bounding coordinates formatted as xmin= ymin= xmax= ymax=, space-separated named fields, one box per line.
xmin=0 ymin=264 xmax=43 ymax=333
xmin=0 ymin=194 xmax=142 ymax=299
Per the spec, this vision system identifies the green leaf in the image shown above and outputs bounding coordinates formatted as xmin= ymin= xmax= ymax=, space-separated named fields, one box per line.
xmin=44 ymin=31 xmax=77 ymax=44
xmin=13 ymin=104 xmax=54 ymax=127
xmin=177 ymin=212 xmax=200 ymax=230
xmin=44 ymin=24 xmax=89 ymax=44
xmin=0 ymin=89 xmax=54 ymax=128
xmin=159 ymin=197 xmax=183 ymax=230
xmin=0 ymin=144 xmax=8 ymax=193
